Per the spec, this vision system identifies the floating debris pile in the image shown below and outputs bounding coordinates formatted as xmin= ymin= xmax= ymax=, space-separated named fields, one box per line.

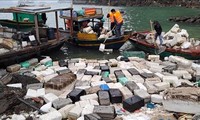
xmin=0 ymin=54 xmax=200 ymax=119
xmin=145 ymin=24 xmax=200 ymax=49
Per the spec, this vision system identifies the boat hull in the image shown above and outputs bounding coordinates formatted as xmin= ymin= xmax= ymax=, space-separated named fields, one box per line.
xmin=129 ymin=38 xmax=200 ymax=60
xmin=67 ymin=34 xmax=129 ymax=49
xmin=0 ymin=33 xmax=66 ymax=68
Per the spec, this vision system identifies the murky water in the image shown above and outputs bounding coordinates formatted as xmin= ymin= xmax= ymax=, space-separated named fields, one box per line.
xmin=1 ymin=1 xmax=200 ymax=60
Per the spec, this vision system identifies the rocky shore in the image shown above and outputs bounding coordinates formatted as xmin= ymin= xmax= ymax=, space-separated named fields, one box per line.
xmin=87 ymin=0 xmax=200 ymax=8
xmin=0 ymin=53 xmax=200 ymax=120
xmin=169 ymin=16 xmax=200 ymax=24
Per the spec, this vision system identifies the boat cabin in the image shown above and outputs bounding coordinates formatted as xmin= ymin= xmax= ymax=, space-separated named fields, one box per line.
xmin=13 ymin=12 xmax=43 ymax=23
xmin=60 ymin=8 xmax=105 ymax=39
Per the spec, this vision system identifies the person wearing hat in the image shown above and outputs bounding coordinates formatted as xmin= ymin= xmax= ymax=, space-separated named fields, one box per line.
xmin=111 ymin=9 xmax=123 ymax=37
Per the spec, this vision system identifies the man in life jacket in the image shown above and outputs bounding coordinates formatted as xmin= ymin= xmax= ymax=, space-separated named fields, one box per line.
xmin=107 ymin=11 xmax=116 ymax=34
xmin=111 ymin=9 xmax=123 ymax=37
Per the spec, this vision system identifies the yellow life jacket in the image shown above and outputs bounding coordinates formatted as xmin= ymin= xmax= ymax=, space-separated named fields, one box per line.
xmin=109 ymin=12 xmax=114 ymax=23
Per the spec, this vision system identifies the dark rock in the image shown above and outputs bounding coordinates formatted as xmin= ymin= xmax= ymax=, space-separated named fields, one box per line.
xmin=0 ymin=86 xmax=26 ymax=114
xmin=185 ymin=18 xmax=196 ymax=23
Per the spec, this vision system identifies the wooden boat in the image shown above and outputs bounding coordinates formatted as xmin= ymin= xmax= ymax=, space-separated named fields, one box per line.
xmin=0 ymin=6 xmax=73 ymax=67
xmin=129 ymin=31 xmax=200 ymax=60
xmin=60 ymin=8 xmax=131 ymax=49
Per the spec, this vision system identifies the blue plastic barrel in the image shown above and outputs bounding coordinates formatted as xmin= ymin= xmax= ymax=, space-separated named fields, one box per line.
xmin=47 ymin=28 xmax=55 ymax=40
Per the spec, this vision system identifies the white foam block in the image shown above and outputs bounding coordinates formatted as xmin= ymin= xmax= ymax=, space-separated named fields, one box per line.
xmin=39 ymin=110 xmax=62 ymax=120
xmin=80 ymin=93 xmax=98 ymax=101
xmin=25 ymin=88 xmax=45 ymax=99
xmin=43 ymin=93 xmax=59 ymax=103
xmin=58 ymin=104 xmax=75 ymax=119
xmin=151 ymin=94 xmax=163 ymax=104
xmin=68 ymin=105 xmax=83 ymax=120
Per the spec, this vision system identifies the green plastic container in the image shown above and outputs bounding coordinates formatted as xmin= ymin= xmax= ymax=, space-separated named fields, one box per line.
xmin=118 ymin=77 xmax=128 ymax=85
xmin=195 ymin=80 xmax=200 ymax=87
xmin=101 ymin=71 xmax=110 ymax=78
xmin=13 ymin=13 xmax=42 ymax=22
xmin=76 ymin=10 xmax=85 ymax=16
xmin=45 ymin=61 xmax=53 ymax=67
xmin=121 ymin=51 xmax=145 ymax=58
xmin=20 ymin=61 xmax=30 ymax=68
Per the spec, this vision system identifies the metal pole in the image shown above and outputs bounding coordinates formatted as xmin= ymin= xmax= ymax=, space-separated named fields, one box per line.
xmin=16 ymin=13 xmax=20 ymax=31
xmin=70 ymin=8 xmax=73 ymax=36
xmin=55 ymin=11 xmax=59 ymax=40
xmin=34 ymin=13 xmax=41 ymax=44
xmin=70 ymin=0 xmax=73 ymax=36
xmin=17 ymin=97 xmax=46 ymax=114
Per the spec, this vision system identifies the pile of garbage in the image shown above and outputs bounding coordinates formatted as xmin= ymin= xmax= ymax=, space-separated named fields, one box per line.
xmin=0 ymin=26 xmax=56 ymax=56
xmin=0 ymin=27 xmax=18 ymax=55
xmin=0 ymin=54 xmax=200 ymax=119
xmin=145 ymin=24 xmax=200 ymax=49
xmin=82 ymin=26 xmax=112 ymax=40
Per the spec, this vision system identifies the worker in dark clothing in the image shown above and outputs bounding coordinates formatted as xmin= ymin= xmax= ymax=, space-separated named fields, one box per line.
xmin=93 ymin=20 xmax=104 ymax=37
xmin=153 ymin=20 xmax=163 ymax=45
xmin=41 ymin=13 xmax=47 ymax=24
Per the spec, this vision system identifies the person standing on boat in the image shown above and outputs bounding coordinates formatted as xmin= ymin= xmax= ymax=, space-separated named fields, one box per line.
xmin=41 ymin=13 xmax=47 ymax=24
xmin=111 ymin=9 xmax=123 ymax=37
xmin=153 ymin=20 xmax=163 ymax=45
xmin=94 ymin=19 xmax=104 ymax=37
xmin=107 ymin=11 xmax=115 ymax=35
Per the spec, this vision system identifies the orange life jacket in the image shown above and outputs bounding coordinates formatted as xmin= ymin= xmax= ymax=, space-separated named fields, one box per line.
xmin=109 ymin=12 xmax=114 ymax=23
xmin=114 ymin=10 xmax=123 ymax=24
